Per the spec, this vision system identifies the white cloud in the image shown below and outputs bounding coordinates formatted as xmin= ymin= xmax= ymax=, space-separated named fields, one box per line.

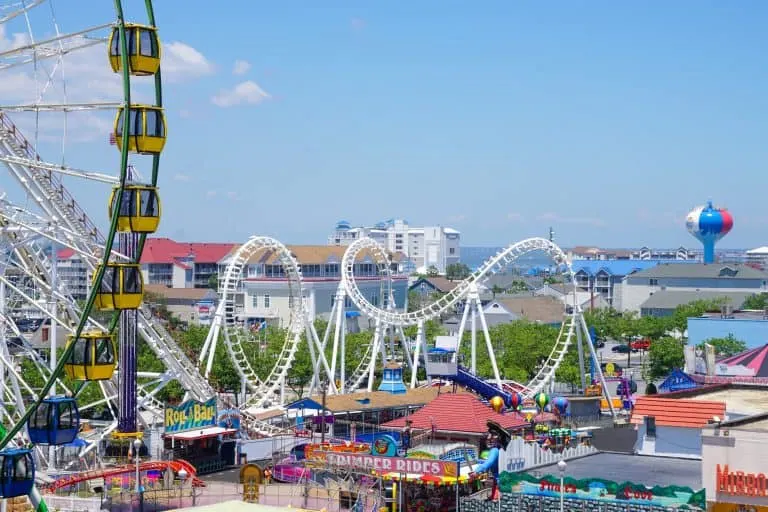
xmin=0 ymin=26 xmax=213 ymax=144
xmin=212 ymin=81 xmax=271 ymax=108
xmin=507 ymin=212 xmax=525 ymax=223
xmin=163 ymin=42 xmax=215 ymax=82
xmin=206 ymin=190 xmax=217 ymax=198
xmin=447 ymin=214 xmax=466 ymax=223
xmin=232 ymin=60 xmax=251 ymax=76
xmin=173 ymin=173 xmax=191 ymax=182
xmin=537 ymin=212 xmax=606 ymax=227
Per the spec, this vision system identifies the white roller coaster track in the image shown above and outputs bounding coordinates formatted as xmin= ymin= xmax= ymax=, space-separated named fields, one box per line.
xmin=0 ymin=111 xmax=287 ymax=435
xmin=341 ymin=236 xmax=578 ymax=397
xmin=216 ymin=236 xmax=305 ymax=408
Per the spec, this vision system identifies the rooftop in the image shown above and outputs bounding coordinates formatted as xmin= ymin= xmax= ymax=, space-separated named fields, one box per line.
xmin=532 ymin=452 xmax=701 ymax=490
xmin=629 ymin=263 xmax=768 ymax=280
xmin=491 ymin=296 xmax=564 ymax=324
xmin=222 ymin=245 xmax=408 ymax=266
xmin=640 ymin=290 xmax=753 ymax=310
xmin=141 ymin=238 xmax=237 ymax=265
xmin=382 ymin=392 xmax=528 ymax=434
xmin=630 ymin=396 xmax=725 ymax=428
xmin=409 ymin=277 xmax=461 ymax=293
xmin=571 ymin=259 xmax=693 ymax=277
xmin=307 ymin=387 xmax=439 ymax=413
xmin=683 ymin=386 xmax=768 ymax=416
xmin=144 ymin=284 xmax=217 ymax=302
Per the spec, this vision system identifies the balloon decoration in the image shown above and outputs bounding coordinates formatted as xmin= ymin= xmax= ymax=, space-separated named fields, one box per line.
xmin=510 ymin=392 xmax=523 ymax=411
xmin=489 ymin=396 xmax=504 ymax=413
xmin=553 ymin=396 xmax=569 ymax=415
xmin=534 ymin=392 xmax=549 ymax=410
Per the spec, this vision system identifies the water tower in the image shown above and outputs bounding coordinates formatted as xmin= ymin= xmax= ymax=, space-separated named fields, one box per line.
xmin=685 ymin=201 xmax=733 ymax=263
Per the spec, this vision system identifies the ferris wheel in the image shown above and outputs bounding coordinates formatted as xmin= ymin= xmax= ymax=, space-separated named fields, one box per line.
xmin=0 ymin=1 xmax=179 ymax=506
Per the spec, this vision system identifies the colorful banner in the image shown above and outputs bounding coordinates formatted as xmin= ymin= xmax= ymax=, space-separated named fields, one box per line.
xmin=315 ymin=451 xmax=459 ymax=478
xmin=164 ymin=398 xmax=217 ymax=433
xmin=499 ymin=472 xmax=705 ymax=510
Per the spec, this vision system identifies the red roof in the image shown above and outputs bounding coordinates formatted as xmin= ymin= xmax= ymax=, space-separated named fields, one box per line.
xmin=140 ymin=238 xmax=236 ymax=265
xmin=382 ymin=393 xmax=528 ymax=434
xmin=630 ymin=396 xmax=725 ymax=428
xmin=57 ymin=248 xmax=76 ymax=259
xmin=720 ymin=344 xmax=768 ymax=377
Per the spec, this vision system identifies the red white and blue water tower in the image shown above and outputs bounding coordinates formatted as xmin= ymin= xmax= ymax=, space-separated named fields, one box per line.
xmin=685 ymin=201 xmax=733 ymax=264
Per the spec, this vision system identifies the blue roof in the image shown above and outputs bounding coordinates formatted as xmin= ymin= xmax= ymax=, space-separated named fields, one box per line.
xmin=659 ymin=368 xmax=698 ymax=392
xmin=286 ymin=397 xmax=324 ymax=410
xmin=571 ymin=259 xmax=695 ymax=277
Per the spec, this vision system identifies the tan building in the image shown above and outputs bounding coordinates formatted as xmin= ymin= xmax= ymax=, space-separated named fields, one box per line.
xmin=144 ymin=284 xmax=218 ymax=325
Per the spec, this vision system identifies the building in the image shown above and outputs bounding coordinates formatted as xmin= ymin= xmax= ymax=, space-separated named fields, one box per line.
xmin=55 ymin=248 xmax=89 ymax=301
xmin=640 ymin=290 xmax=754 ymax=318
xmin=534 ymin=283 xmax=609 ymax=311
xmin=481 ymin=296 xmax=565 ymax=326
xmin=217 ymin=245 xmax=409 ymax=328
xmin=688 ymin=311 xmax=768 ymax=350
xmin=631 ymin=396 xmax=726 ymax=459
xmin=619 ymin=263 xmax=768 ymax=314
xmin=567 ymin=246 xmax=695 ymax=261
xmin=140 ymin=238 xmax=237 ymax=289
xmin=701 ymin=413 xmax=768 ymax=511
xmin=327 ymin=219 xmax=459 ymax=273
xmin=144 ymin=284 xmax=219 ymax=325
xmin=746 ymin=246 xmax=768 ymax=268
xmin=570 ymin=259 xmax=694 ymax=309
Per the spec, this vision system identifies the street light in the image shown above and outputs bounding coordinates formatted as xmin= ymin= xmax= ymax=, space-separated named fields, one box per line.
xmin=557 ymin=459 xmax=567 ymax=512
xmin=133 ymin=439 xmax=143 ymax=512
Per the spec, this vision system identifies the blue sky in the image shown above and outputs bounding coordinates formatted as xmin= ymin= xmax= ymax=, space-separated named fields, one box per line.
xmin=1 ymin=1 xmax=767 ymax=248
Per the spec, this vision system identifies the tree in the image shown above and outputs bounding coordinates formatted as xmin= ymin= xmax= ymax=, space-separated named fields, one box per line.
xmin=426 ymin=265 xmax=439 ymax=277
xmin=645 ymin=382 xmax=658 ymax=395
xmin=445 ymin=263 xmax=471 ymax=281
xmin=669 ymin=298 xmax=727 ymax=336
xmin=208 ymin=273 xmax=219 ymax=290
xmin=648 ymin=336 xmax=684 ymax=380
xmin=491 ymin=284 xmax=504 ymax=298
xmin=699 ymin=334 xmax=747 ymax=357
xmin=743 ymin=293 xmax=768 ymax=310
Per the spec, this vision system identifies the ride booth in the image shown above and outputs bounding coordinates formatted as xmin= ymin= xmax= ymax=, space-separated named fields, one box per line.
xmin=163 ymin=398 xmax=238 ymax=475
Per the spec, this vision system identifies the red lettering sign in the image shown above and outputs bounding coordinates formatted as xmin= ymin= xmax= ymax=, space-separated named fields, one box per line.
xmin=623 ymin=486 xmax=653 ymax=500
xmin=539 ymin=480 xmax=577 ymax=493
xmin=717 ymin=464 xmax=768 ymax=497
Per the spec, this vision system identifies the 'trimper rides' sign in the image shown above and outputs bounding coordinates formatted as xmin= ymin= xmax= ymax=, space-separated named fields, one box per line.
xmin=319 ymin=452 xmax=459 ymax=478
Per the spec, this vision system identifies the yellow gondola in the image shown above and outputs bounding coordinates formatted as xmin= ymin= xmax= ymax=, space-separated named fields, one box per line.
xmin=108 ymin=23 xmax=161 ymax=76
xmin=93 ymin=263 xmax=144 ymax=310
xmin=64 ymin=331 xmax=117 ymax=381
xmin=108 ymin=184 xmax=161 ymax=233
xmin=113 ymin=105 xmax=166 ymax=155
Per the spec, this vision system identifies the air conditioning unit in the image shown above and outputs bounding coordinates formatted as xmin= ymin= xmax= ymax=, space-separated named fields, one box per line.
xmin=721 ymin=304 xmax=734 ymax=319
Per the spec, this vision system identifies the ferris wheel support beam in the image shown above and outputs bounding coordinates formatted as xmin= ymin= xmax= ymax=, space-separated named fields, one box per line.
xmin=0 ymin=23 xmax=110 ymax=60
xmin=0 ymin=0 xmax=46 ymax=24
xmin=0 ymin=155 xmax=119 ymax=184
xmin=0 ymin=102 xmax=121 ymax=112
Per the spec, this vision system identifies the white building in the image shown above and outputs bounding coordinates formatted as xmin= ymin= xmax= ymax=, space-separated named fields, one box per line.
xmin=218 ymin=245 xmax=409 ymax=329
xmin=328 ymin=219 xmax=459 ymax=273
xmin=55 ymin=248 xmax=89 ymax=301
xmin=746 ymin=246 xmax=768 ymax=268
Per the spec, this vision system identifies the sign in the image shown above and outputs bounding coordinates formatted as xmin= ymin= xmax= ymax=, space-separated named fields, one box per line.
xmin=660 ymin=369 xmax=698 ymax=393
xmin=709 ymin=503 xmax=768 ymax=512
xmin=240 ymin=464 xmax=262 ymax=503
xmin=314 ymin=452 xmax=459 ymax=478
xmin=717 ymin=464 xmax=768 ymax=497
xmin=499 ymin=472 xmax=705 ymax=510
xmin=371 ymin=435 xmax=398 ymax=457
xmin=164 ymin=398 xmax=217 ymax=433
xmin=218 ymin=408 xmax=241 ymax=430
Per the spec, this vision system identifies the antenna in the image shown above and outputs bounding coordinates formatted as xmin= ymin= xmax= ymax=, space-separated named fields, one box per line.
xmin=548 ymin=227 xmax=554 ymax=242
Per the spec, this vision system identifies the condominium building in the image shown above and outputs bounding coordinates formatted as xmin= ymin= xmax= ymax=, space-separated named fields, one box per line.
xmin=217 ymin=245 xmax=409 ymax=329
xmin=55 ymin=248 xmax=89 ymax=301
xmin=328 ymin=219 xmax=459 ymax=273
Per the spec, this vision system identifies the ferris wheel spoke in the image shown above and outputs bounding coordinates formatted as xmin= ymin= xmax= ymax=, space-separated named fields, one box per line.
xmin=0 ymin=0 xmax=45 ymax=25
xmin=0 ymin=102 xmax=121 ymax=112
xmin=0 ymin=155 xmax=118 ymax=183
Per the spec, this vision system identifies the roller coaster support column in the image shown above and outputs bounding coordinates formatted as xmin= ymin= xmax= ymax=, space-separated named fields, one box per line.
xmin=454 ymin=283 xmax=503 ymax=389
xmin=329 ymin=284 xmax=346 ymax=393
xmin=409 ymin=321 xmax=426 ymax=389
xmin=307 ymin=319 xmax=336 ymax=396
xmin=578 ymin=311 xmax=616 ymax=419
xmin=575 ymin=315 xmax=587 ymax=393
xmin=366 ymin=319 xmax=382 ymax=392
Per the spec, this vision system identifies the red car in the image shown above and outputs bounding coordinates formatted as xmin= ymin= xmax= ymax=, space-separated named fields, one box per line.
xmin=630 ymin=338 xmax=651 ymax=351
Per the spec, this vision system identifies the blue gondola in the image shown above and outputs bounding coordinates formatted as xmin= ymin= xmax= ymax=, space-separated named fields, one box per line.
xmin=27 ymin=396 xmax=80 ymax=445
xmin=0 ymin=448 xmax=34 ymax=498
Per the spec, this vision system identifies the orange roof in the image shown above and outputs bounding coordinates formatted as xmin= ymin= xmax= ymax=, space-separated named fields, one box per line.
xmin=630 ymin=396 xmax=725 ymax=428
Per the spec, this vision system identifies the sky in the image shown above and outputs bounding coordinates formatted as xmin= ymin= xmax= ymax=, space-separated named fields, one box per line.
xmin=1 ymin=1 xmax=767 ymax=249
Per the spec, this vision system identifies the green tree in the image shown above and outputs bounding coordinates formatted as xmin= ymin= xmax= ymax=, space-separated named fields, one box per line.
xmin=426 ymin=265 xmax=439 ymax=277
xmin=208 ymin=273 xmax=219 ymax=290
xmin=743 ymin=293 xmax=768 ymax=310
xmin=445 ymin=263 xmax=471 ymax=281
xmin=491 ymin=284 xmax=504 ymax=298
xmin=699 ymin=334 xmax=747 ymax=357
xmin=669 ymin=298 xmax=727 ymax=336
xmin=648 ymin=336 xmax=685 ymax=380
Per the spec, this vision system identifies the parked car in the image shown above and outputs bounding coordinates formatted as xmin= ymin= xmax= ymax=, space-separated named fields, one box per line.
xmin=592 ymin=337 xmax=605 ymax=348
xmin=612 ymin=344 xmax=632 ymax=353
xmin=630 ymin=338 xmax=651 ymax=351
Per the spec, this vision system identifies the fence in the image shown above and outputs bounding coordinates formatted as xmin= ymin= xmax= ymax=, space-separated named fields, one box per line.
xmin=461 ymin=492 xmax=697 ymax=512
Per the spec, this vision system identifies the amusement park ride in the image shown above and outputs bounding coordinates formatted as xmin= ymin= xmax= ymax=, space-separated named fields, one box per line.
xmin=0 ymin=1 xmax=621 ymax=509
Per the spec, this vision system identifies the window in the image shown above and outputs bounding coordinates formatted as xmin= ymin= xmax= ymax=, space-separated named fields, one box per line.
xmin=264 ymin=294 xmax=271 ymax=308
xmin=371 ymin=293 xmax=379 ymax=306
xmin=251 ymin=295 xmax=258 ymax=308
xmin=645 ymin=416 xmax=656 ymax=437
xmin=649 ymin=279 xmax=658 ymax=286
xmin=449 ymin=248 xmax=455 ymax=255
xmin=123 ymin=267 xmax=141 ymax=294
xmin=140 ymin=189 xmax=159 ymax=217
